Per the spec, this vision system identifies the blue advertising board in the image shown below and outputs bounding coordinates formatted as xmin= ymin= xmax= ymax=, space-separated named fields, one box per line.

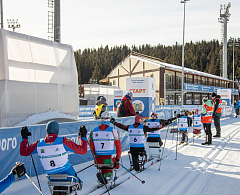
xmin=184 ymin=83 xmax=239 ymax=94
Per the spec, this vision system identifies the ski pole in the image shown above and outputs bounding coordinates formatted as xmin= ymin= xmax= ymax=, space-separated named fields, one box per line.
xmin=119 ymin=163 xmax=145 ymax=184
xmin=28 ymin=142 xmax=42 ymax=192
xmin=158 ymin=124 xmax=169 ymax=171
xmin=175 ymin=118 xmax=178 ymax=160
xmin=193 ymin=115 xmax=194 ymax=144
xmin=87 ymin=139 xmax=110 ymax=195
xmin=172 ymin=116 xmax=174 ymax=144
xmin=77 ymin=163 xmax=94 ymax=173
xmin=113 ymin=122 xmax=124 ymax=166
xmin=25 ymin=173 xmax=44 ymax=195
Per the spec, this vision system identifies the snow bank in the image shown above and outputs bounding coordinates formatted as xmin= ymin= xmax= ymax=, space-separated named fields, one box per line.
xmin=14 ymin=110 xmax=78 ymax=127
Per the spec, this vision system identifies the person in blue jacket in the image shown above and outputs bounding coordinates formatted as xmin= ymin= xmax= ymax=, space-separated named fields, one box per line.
xmin=0 ymin=162 xmax=26 ymax=193
xmin=234 ymin=99 xmax=239 ymax=117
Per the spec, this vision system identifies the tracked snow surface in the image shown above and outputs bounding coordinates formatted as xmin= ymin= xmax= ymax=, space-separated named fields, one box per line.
xmin=2 ymin=116 xmax=240 ymax=195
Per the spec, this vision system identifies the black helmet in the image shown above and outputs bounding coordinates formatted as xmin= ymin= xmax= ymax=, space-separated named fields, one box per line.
xmin=100 ymin=96 xmax=106 ymax=102
xmin=180 ymin=109 xmax=185 ymax=115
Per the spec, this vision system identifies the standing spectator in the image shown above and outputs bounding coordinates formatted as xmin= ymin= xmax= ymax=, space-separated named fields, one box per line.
xmin=117 ymin=91 xmax=135 ymax=117
xmin=201 ymin=96 xmax=213 ymax=145
xmin=234 ymin=99 xmax=240 ymax=117
xmin=212 ymin=92 xmax=222 ymax=138
xmin=93 ymin=96 xmax=108 ymax=120
xmin=234 ymin=100 xmax=237 ymax=117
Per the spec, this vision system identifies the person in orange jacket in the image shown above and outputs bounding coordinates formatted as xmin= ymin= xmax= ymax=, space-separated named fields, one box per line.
xmin=212 ymin=92 xmax=222 ymax=137
xmin=89 ymin=112 xmax=122 ymax=184
xmin=201 ymin=96 xmax=213 ymax=145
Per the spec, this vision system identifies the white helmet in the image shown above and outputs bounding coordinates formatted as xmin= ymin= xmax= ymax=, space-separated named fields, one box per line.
xmin=101 ymin=111 xmax=111 ymax=124
xmin=101 ymin=111 xmax=110 ymax=119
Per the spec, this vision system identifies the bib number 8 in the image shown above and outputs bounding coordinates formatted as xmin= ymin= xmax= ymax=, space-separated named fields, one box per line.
xmin=50 ymin=160 xmax=56 ymax=167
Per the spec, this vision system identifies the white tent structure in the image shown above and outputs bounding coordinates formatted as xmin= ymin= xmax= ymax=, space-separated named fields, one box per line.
xmin=0 ymin=29 xmax=79 ymax=127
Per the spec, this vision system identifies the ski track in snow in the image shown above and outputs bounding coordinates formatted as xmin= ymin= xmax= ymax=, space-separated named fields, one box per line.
xmin=2 ymin=117 xmax=240 ymax=195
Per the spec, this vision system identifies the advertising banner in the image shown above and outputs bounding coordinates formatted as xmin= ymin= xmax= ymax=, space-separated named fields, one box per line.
xmin=184 ymin=83 xmax=239 ymax=95
xmin=79 ymin=106 xmax=113 ymax=117
xmin=217 ymin=89 xmax=231 ymax=106
xmin=126 ymin=77 xmax=156 ymax=117
xmin=113 ymin=90 xmax=126 ymax=111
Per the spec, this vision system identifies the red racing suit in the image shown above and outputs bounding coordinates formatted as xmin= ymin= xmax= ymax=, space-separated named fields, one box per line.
xmin=89 ymin=124 xmax=122 ymax=177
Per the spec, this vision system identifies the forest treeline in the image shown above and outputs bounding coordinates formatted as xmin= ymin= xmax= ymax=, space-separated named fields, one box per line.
xmin=74 ymin=39 xmax=240 ymax=84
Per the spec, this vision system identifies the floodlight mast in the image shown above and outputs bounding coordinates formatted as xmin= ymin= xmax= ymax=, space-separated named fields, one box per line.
xmin=180 ymin=0 xmax=189 ymax=107
xmin=0 ymin=0 xmax=3 ymax=28
xmin=7 ymin=19 xmax=21 ymax=32
xmin=218 ymin=2 xmax=231 ymax=79
xmin=229 ymin=37 xmax=240 ymax=88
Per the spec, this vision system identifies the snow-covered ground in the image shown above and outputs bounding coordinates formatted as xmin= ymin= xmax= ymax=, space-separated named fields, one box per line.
xmin=3 ymin=116 xmax=240 ymax=195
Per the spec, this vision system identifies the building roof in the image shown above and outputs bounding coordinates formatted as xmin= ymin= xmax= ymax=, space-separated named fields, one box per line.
xmin=107 ymin=51 xmax=230 ymax=81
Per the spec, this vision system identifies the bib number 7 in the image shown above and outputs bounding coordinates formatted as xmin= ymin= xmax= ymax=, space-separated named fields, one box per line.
xmin=101 ymin=143 xmax=104 ymax=149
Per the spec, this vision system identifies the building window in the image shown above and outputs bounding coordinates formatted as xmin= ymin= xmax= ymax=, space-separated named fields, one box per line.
xmin=209 ymin=78 xmax=212 ymax=86
xmin=188 ymin=75 xmax=193 ymax=84
xmin=198 ymin=76 xmax=201 ymax=85
xmin=186 ymin=94 xmax=192 ymax=105
xmin=194 ymin=76 xmax=198 ymax=84
xmin=178 ymin=95 xmax=182 ymax=105
xmin=112 ymin=80 xmax=116 ymax=86
xmin=169 ymin=95 xmax=175 ymax=105
xmin=178 ymin=76 xmax=181 ymax=89
xmin=194 ymin=94 xmax=200 ymax=105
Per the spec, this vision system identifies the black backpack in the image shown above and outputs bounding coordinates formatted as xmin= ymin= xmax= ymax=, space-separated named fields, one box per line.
xmin=116 ymin=100 xmax=127 ymax=117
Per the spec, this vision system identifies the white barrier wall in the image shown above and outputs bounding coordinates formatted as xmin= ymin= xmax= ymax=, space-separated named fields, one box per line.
xmin=126 ymin=77 xmax=156 ymax=117
xmin=0 ymin=29 xmax=79 ymax=127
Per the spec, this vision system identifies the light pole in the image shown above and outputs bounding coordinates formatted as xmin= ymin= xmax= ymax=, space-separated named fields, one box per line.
xmin=218 ymin=3 xmax=231 ymax=78
xmin=228 ymin=37 xmax=240 ymax=88
xmin=181 ymin=0 xmax=189 ymax=107
xmin=7 ymin=19 xmax=20 ymax=32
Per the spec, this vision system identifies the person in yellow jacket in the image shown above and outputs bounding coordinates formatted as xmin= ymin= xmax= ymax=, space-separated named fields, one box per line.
xmin=93 ymin=96 xmax=108 ymax=120
xmin=201 ymin=96 xmax=213 ymax=145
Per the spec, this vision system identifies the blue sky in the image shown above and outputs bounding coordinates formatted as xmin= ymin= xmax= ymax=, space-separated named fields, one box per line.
xmin=3 ymin=0 xmax=240 ymax=51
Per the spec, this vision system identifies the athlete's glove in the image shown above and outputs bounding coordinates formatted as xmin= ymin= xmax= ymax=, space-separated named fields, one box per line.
xmin=166 ymin=118 xmax=173 ymax=125
xmin=11 ymin=162 xmax=26 ymax=180
xmin=110 ymin=118 xmax=115 ymax=124
xmin=113 ymin=158 xmax=120 ymax=169
xmin=21 ymin=126 xmax=31 ymax=139
xmin=78 ymin=125 xmax=87 ymax=138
